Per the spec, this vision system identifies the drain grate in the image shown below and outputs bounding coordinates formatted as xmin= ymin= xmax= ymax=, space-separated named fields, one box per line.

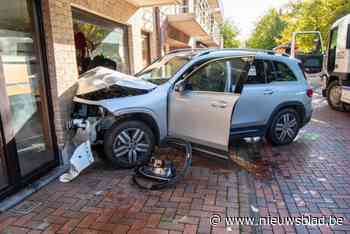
xmin=11 ymin=201 xmax=42 ymax=214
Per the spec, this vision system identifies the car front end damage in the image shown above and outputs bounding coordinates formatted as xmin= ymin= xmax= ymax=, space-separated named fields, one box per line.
xmin=60 ymin=67 xmax=157 ymax=182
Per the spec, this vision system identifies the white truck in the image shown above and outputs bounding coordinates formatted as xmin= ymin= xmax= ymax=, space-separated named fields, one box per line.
xmin=274 ymin=14 xmax=350 ymax=111
xmin=321 ymin=14 xmax=350 ymax=111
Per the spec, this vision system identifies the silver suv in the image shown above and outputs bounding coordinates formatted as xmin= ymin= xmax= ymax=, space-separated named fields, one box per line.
xmin=72 ymin=49 xmax=313 ymax=168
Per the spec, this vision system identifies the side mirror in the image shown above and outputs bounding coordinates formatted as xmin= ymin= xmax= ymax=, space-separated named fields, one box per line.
xmin=174 ymin=80 xmax=186 ymax=92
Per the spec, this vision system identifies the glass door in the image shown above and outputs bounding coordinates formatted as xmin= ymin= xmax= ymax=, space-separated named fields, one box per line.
xmin=0 ymin=0 xmax=58 ymax=196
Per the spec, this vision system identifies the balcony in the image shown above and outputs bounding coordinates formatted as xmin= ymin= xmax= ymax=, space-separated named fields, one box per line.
xmin=198 ymin=19 xmax=221 ymax=47
xmin=207 ymin=0 xmax=223 ymax=23
xmin=167 ymin=1 xmax=211 ymax=38
xmin=125 ymin=0 xmax=180 ymax=7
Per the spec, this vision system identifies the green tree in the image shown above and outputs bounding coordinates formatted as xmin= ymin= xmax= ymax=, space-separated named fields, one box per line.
xmin=220 ymin=20 xmax=241 ymax=48
xmin=246 ymin=8 xmax=287 ymax=49
xmin=278 ymin=0 xmax=350 ymax=47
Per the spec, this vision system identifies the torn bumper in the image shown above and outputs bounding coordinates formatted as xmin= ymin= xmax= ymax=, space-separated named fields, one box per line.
xmin=59 ymin=119 xmax=95 ymax=183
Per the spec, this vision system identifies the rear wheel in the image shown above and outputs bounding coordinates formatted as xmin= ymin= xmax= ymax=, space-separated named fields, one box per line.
xmin=327 ymin=80 xmax=345 ymax=111
xmin=268 ymin=109 xmax=300 ymax=146
xmin=104 ymin=121 xmax=155 ymax=168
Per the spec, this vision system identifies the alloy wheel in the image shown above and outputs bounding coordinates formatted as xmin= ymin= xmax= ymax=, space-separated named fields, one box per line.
xmin=113 ymin=128 xmax=150 ymax=164
xmin=274 ymin=113 xmax=298 ymax=143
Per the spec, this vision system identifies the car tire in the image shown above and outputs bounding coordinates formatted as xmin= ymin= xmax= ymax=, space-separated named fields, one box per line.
xmin=268 ymin=108 xmax=300 ymax=146
xmin=327 ymin=80 xmax=346 ymax=112
xmin=104 ymin=120 xmax=155 ymax=168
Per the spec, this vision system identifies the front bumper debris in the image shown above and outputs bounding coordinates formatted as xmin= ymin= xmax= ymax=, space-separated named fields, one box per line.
xmin=59 ymin=119 xmax=94 ymax=183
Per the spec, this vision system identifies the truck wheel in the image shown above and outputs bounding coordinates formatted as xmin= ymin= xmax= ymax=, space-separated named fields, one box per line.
xmin=327 ymin=80 xmax=345 ymax=111
xmin=104 ymin=121 xmax=155 ymax=168
xmin=267 ymin=109 xmax=300 ymax=146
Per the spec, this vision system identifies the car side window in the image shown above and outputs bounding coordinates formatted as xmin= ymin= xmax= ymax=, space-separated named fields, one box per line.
xmin=245 ymin=60 xmax=266 ymax=84
xmin=272 ymin=61 xmax=297 ymax=81
xmin=263 ymin=60 xmax=275 ymax=82
xmin=188 ymin=60 xmax=228 ymax=92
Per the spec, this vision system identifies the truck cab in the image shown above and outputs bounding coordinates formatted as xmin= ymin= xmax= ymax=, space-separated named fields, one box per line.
xmin=322 ymin=14 xmax=350 ymax=111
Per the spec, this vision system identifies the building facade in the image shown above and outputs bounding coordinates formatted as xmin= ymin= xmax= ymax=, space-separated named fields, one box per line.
xmin=0 ymin=0 xmax=223 ymax=199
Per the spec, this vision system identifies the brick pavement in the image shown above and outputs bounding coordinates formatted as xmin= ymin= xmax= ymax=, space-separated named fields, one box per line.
xmin=0 ymin=148 xmax=250 ymax=234
xmin=247 ymin=93 xmax=350 ymax=234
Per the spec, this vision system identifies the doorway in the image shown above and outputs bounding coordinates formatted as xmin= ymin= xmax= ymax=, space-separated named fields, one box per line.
xmin=0 ymin=0 xmax=58 ymax=199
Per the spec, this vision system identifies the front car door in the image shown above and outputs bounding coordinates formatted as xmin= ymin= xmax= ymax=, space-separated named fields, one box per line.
xmin=168 ymin=56 xmax=252 ymax=152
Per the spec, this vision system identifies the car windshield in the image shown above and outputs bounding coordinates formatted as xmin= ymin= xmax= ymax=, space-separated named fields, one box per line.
xmin=136 ymin=53 xmax=195 ymax=85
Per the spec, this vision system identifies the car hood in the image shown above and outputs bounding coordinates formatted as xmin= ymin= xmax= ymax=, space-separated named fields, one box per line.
xmin=76 ymin=66 xmax=157 ymax=96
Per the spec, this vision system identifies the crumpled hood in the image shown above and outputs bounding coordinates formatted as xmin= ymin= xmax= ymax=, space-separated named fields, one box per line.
xmin=76 ymin=67 xmax=157 ymax=96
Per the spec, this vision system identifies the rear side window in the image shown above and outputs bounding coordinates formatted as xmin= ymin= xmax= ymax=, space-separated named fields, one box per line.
xmin=272 ymin=61 xmax=297 ymax=81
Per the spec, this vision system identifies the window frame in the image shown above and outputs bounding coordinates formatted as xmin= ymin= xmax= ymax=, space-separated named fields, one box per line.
xmin=346 ymin=24 xmax=350 ymax=49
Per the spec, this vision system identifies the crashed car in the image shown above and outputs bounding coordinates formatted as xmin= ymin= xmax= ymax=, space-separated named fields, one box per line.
xmin=69 ymin=49 xmax=312 ymax=169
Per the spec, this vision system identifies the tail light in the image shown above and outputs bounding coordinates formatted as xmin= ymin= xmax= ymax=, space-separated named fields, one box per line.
xmin=306 ymin=88 xmax=313 ymax=97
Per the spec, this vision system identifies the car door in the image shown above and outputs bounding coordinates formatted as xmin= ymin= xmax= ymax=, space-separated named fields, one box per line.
xmin=168 ymin=56 xmax=251 ymax=152
xmin=231 ymin=59 xmax=274 ymax=133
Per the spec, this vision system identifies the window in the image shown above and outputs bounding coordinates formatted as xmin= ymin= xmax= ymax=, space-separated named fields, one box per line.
xmin=245 ymin=60 xmax=266 ymax=84
xmin=330 ymin=27 xmax=338 ymax=50
xmin=229 ymin=57 xmax=251 ymax=84
xmin=189 ymin=60 xmax=228 ymax=92
xmin=272 ymin=62 xmax=297 ymax=81
xmin=137 ymin=54 xmax=192 ymax=85
xmin=72 ymin=9 xmax=130 ymax=74
xmin=141 ymin=31 xmax=151 ymax=68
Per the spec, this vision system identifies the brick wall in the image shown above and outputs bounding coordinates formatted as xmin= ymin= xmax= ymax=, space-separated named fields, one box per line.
xmin=42 ymin=0 xmax=158 ymax=151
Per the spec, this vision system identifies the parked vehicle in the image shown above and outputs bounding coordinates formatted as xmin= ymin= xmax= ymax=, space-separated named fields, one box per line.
xmin=70 ymin=49 xmax=313 ymax=168
xmin=320 ymin=14 xmax=350 ymax=111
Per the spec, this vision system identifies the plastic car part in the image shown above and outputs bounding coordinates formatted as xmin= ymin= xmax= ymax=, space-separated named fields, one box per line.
xmin=60 ymin=119 xmax=95 ymax=183
xmin=133 ymin=138 xmax=192 ymax=190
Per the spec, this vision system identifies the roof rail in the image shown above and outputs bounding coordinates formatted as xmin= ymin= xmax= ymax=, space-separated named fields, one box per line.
xmin=199 ymin=48 xmax=290 ymax=57
xmin=166 ymin=48 xmax=211 ymax=55
xmin=166 ymin=48 xmax=290 ymax=57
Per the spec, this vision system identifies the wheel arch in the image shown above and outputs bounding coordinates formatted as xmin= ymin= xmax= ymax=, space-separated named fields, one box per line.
xmin=266 ymin=101 xmax=306 ymax=132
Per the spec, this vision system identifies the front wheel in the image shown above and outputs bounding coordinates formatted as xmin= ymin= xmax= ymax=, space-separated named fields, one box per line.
xmin=104 ymin=121 xmax=155 ymax=168
xmin=267 ymin=109 xmax=300 ymax=146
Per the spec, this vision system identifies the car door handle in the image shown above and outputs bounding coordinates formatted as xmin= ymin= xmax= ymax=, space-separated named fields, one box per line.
xmin=211 ymin=101 xmax=227 ymax=108
xmin=263 ymin=89 xmax=274 ymax=95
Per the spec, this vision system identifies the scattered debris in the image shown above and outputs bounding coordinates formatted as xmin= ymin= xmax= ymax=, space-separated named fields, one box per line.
xmin=11 ymin=201 xmax=42 ymax=215
xmin=60 ymin=120 xmax=94 ymax=183
xmin=250 ymin=205 xmax=259 ymax=213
